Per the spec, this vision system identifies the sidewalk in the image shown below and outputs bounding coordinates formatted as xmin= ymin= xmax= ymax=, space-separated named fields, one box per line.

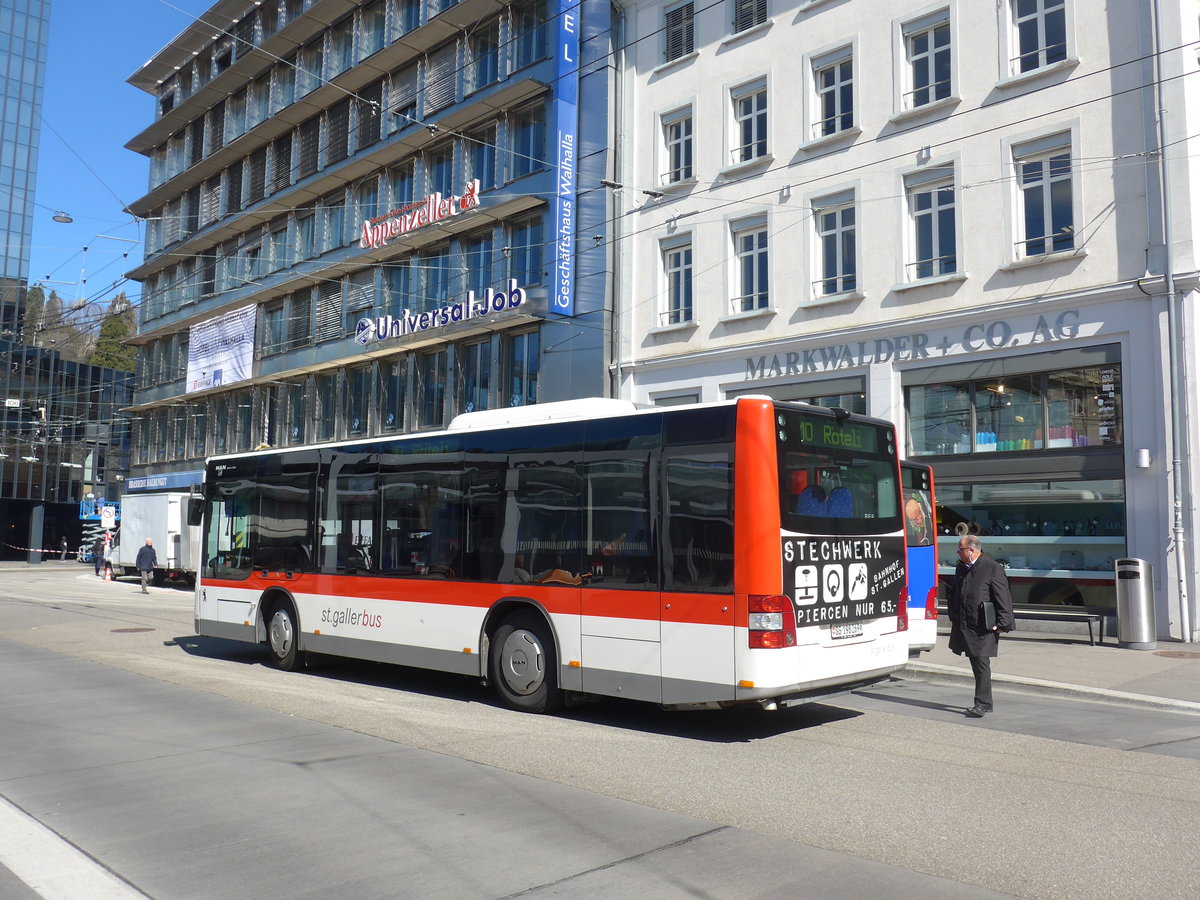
xmin=905 ymin=625 xmax=1200 ymax=712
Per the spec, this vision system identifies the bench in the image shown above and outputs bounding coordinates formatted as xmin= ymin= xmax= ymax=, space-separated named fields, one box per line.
xmin=936 ymin=603 xmax=1107 ymax=645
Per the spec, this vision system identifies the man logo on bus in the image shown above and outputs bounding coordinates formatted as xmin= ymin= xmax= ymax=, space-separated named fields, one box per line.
xmin=794 ymin=565 xmax=818 ymax=605
xmin=848 ymin=563 xmax=869 ymax=601
xmin=824 ymin=565 xmax=844 ymax=603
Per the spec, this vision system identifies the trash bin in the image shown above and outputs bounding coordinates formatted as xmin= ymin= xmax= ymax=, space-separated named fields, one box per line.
xmin=1114 ymin=558 xmax=1156 ymax=650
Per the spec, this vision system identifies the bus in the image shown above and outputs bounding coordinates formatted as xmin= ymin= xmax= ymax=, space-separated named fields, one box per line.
xmin=901 ymin=460 xmax=938 ymax=655
xmin=192 ymin=397 xmax=909 ymax=712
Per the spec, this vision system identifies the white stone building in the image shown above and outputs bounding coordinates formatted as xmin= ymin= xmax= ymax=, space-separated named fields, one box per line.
xmin=609 ymin=0 xmax=1200 ymax=640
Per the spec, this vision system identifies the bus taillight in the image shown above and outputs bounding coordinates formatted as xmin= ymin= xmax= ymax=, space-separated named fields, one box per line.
xmin=925 ymin=585 xmax=939 ymax=620
xmin=897 ymin=588 xmax=909 ymax=632
xmin=748 ymin=595 xmax=796 ymax=649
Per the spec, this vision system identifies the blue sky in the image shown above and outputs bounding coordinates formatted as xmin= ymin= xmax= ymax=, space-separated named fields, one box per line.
xmin=29 ymin=0 xmax=207 ymax=316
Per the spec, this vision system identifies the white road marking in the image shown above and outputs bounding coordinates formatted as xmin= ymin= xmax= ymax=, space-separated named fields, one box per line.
xmin=0 ymin=796 xmax=149 ymax=899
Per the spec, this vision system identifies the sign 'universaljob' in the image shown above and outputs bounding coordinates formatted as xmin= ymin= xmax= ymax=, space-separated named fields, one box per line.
xmin=354 ymin=279 xmax=527 ymax=346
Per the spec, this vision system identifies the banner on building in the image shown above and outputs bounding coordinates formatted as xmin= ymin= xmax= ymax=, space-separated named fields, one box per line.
xmin=550 ymin=1 xmax=580 ymax=317
xmin=186 ymin=306 xmax=256 ymax=393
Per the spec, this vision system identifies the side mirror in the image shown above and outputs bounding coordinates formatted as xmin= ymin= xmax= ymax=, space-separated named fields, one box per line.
xmin=186 ymin=497 xmax=204 ymax=527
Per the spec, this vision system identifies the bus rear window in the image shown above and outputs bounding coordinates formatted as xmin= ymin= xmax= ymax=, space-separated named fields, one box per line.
xmin=776 ymin=409 xmax=900 ymax=536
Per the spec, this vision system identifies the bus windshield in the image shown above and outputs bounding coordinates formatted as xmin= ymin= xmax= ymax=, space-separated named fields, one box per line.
xmin=777 ymin=407 xmax=900 ymax=536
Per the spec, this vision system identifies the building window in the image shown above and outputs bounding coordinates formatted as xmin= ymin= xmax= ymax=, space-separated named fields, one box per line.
xmin=1015 ymin=137 xmax=1073 ymax=257
xmin=320 ymin=194 xmax=346 ymax=252
xmin=390 ymin=160 xmax=415 ymax=208
xmin=509 ymin=215 xmax=543 ymax=286
xmin=510 ymin=103 xmax=545 ymax=180
xmin=388 ymin=63 xmax=418 ymax=127
xmin=295 ymin=213 xmax=315 ymax=260
xmin=287 ymin=380 xmax=307 ymax=444
xmin=417 ymin=349 xmax=447 ymax=429
xmin=1011 ymin=0 xmax=1066 ymax=74
xmin=732 ymin=0 xmax=767 ymax=34
xmin=905 ymin=15 xmax=951 ymax=109
xmin=512 ymin=0 xmax=548 ymax=71
xmin=315 ymin=373 xmax=339 ymax=441
xmin=262 ymin=303 xmax=286 ymax=355
xmin=503 ymin=330 xmax=539 ymax=407
xmin=731 ymin=219 xmax=768 ymax=312
xmin=420 ymin=246 xmax=452 ymax=309
xmin=662 ymin=109 xmax=693 ymax=184
xmin=466 ymin=124 xmax=498 ymax=190
xmin=386 ymin=257 xmax=412 ymax=316
xmin=663 ymin=240 xmax=693 ymax=325
xmin=380 ymin=359 xmax=406 ymax=432
xmin=392 ymin=0 xmax=420 ymax=40
xmin=426 ymin=143 xmax=454 ymax=197
xmin=468 ymin=21 xmax=500 ymax=93
xmin=664 ymin=2 xmax=694 ymax=63
xmin=347 ymin=366 xmax=371 ymax=436
xmin=458 ymin=341 xmax=492 ymax=414
xmin=813 ymin=192 xmax=856 ymax=296
xmin=906 ymin=170 xmax=956 ymax=279
xmin=813 ymin=50 xmax=853 ymax=138
xmin=464 ymin=231 xmax=494 ymax=295
xmin=730 ymin=80 xmax=767 ymax=164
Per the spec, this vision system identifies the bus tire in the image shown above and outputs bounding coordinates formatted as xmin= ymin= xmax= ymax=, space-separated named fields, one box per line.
xmin=266 ymin=597 xmax=304 ymax=671
xmin=489 ymin=611 xmax=562 ymax=713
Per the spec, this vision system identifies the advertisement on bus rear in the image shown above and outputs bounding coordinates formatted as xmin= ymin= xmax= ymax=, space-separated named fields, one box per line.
xmin=781 ymin=535 xmax=906 ymax=626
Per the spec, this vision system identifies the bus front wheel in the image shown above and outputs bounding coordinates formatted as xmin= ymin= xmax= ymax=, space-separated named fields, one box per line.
xmin=489 ymin=611 xmax=562 ymax=713
xmin=266 ymin=598 xmax=304 ymax=671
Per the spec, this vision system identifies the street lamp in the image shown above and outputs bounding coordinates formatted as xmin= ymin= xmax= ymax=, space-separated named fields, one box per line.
xmin=52 ymin=211 xmax=73 ymax=223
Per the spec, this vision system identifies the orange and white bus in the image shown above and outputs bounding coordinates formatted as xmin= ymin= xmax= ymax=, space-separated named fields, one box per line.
xmin=193 ymin=396 xmax=909 ymax=712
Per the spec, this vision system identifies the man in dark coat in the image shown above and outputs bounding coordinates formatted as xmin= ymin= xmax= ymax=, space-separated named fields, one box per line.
xmin=93 ymin=536 xmax=105 ymax=576
xmin=948 ymin=534 xmax=1014 ymax=717
xmin=136 ymin=538 xmax=157 ymax=594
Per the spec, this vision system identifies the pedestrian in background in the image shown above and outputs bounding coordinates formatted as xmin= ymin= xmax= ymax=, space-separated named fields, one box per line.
xmin=136 ymin=538 xmax=157 ymax=594
xmin=949 ymin=534 xmax=1014 ymax=718
xmin=60 ymin=537 xmax=68 ymax=560
xmin=93 ymin=536 xmax=105 ymax=576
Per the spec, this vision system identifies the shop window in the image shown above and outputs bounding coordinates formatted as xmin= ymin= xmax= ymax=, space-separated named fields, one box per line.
xmin=907 ymin=363 xmax=1121 ymax=457
xmin=973 ymin=373 xmax=1043 ymax=452
xmin=935 ymin=478 xmax=1124 ymax=611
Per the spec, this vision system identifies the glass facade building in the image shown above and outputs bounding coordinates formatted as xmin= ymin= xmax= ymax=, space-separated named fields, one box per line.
xmin=0 ymin=1 xmax=136 ymax=559
xmin=125 ymin=0 xmax=615 ymax=482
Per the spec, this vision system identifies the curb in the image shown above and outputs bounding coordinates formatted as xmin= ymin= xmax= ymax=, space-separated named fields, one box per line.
xmin=901 ymin=662 xmax=1200 ymax=715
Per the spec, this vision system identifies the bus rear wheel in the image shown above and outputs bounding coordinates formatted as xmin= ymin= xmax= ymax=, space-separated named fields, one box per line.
xmin=489 ymin=611 xmax=562 ymax=713
xmin=266 ymin=598 xmax=304 ymax=671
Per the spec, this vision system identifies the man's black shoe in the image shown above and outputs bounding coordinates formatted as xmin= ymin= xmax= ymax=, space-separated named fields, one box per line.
xmin=965 ymin=706 xmax=988 ymax=718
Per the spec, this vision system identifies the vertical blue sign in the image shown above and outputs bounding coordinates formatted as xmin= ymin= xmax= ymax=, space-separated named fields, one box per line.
xmin=551 ymin=1 xmax=580 ymax=316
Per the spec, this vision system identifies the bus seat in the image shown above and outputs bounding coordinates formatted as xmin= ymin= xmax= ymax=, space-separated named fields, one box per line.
xmin=828 ymin=487 xmax=855 ymax=518
xmin=797 ymin=485 xmax=828 ymax=516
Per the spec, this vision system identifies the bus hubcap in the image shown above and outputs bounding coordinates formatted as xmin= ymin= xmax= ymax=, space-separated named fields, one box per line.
xmin=500 ymin=629 xmax=543 ymax=695
xmin=269 ymin=610 xmax=293 ymax=658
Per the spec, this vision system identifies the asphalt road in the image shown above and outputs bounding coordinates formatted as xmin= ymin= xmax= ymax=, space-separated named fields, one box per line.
xmin=1 ymin=565 xmax=1197 ymax=899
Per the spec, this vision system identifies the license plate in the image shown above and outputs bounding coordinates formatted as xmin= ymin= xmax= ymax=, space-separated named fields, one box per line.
xmin=830 ymin=623 xmax=864 ymax=640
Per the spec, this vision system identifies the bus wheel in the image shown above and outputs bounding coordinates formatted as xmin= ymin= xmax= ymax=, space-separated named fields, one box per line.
xmin=266 ymin=598 xmax=304 ymax=671
xmin=489 ymin=611 xmax=562 ymax=713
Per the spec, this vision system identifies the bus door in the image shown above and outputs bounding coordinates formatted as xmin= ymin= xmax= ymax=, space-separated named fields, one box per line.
xmin=659 ymin=447 xmax=736 ymax=705
xmin=578 ymin=453 xmax=662 ymax=703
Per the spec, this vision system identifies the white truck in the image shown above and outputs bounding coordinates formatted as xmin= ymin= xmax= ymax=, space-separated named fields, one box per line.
xmin=117 ymin=492 xmax=202 ymax=583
